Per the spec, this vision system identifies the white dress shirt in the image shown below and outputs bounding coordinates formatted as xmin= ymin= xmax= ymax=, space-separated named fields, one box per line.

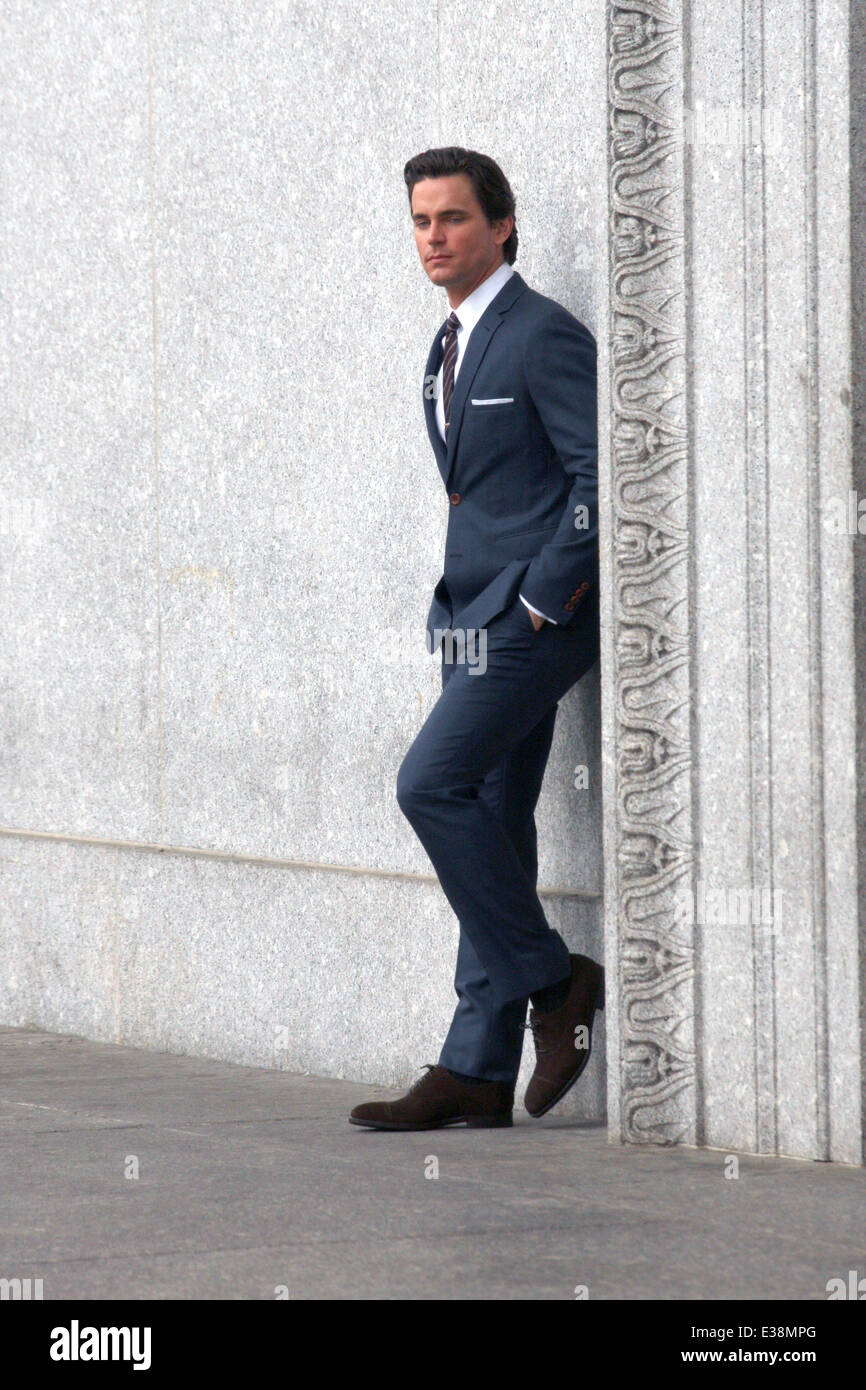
xmin=435 ymin=261 xmax=557 ymax=625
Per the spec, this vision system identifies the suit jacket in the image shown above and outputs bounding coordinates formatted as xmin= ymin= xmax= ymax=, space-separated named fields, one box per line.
xmin=422 ymin=269 xmax=598 ymax=652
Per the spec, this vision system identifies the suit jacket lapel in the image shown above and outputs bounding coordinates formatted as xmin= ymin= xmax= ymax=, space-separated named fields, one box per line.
xmin=421 ymin=271 xmax=528 ymax=490
xmin=442 ymin=318 xmax=499 ymax=490
xmin=443 ymin=271 xmax=526 ymax=490
xmin=423 ymin=320 xmax=448 ymax=483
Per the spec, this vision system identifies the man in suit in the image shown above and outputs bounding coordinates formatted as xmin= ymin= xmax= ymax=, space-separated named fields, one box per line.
xmin=350 ymin=147 xmax=604 ymax=1132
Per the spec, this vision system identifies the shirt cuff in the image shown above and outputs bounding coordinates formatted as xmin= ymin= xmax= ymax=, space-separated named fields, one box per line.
xmin=519 ymin=593 xmax=558 ymax=625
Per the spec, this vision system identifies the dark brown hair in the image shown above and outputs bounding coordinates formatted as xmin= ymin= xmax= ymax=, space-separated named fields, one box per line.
xmin=403 ymin=146 xmax=518 ymax=264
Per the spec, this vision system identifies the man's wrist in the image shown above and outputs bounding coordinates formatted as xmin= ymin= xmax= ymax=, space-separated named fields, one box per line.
xmin=519 ymin=593 xmax=555 ymax=627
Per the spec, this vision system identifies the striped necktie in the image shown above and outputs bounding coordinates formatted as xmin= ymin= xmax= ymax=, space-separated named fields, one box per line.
xmin=441 ymin=311 xmax=461 ymax=432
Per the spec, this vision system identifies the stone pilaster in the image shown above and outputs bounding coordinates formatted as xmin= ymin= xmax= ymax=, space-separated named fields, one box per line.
xmin=601 ymin=0 xmax=862 ymax=1162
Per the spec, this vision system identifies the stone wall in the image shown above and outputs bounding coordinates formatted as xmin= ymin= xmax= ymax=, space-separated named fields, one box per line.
xmin=0 ymin=1 xmax=606 ymax=1114
xmin=2 ymin=1 xmax=862 ymax=1160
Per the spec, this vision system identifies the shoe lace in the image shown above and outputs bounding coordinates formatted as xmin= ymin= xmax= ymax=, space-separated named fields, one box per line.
xmin=407 ymin=1063 xmax=437 ymax=1094
xmin=521 ymin=1014 xmax=553 ymax=1054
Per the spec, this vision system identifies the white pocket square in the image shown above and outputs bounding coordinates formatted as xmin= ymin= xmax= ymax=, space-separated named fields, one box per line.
xmin=470 ymin=397 xmax=514 ymax=405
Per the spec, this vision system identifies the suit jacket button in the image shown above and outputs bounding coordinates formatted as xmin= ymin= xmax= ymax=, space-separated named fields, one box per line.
xmin=449 ymin=492 xmax=461 ymax=505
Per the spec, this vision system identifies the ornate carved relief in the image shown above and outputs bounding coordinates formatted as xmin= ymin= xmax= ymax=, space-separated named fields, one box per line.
xmin=607 ymin=1 xmax=696 ymax=1143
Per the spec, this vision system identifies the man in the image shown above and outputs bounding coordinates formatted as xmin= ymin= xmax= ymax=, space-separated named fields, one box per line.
xmin=350 ymin=147 xmax=604 ymax=1132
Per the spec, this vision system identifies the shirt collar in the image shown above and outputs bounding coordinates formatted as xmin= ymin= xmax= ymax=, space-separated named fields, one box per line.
xmin=445 ymin=261 xmax=515 ymax=338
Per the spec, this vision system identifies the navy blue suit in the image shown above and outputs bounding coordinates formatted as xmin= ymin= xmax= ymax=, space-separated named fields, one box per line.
xmin=396 ymin=268 xmax=600 ymax=1084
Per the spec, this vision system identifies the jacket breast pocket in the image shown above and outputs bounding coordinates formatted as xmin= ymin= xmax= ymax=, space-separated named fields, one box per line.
xmin=462 ymin=398 xmax=518 ymax=448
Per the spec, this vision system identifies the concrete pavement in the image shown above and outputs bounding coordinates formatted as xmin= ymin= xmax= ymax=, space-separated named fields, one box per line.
xmin=1 ymin=1024 xmax=864 ymax=1300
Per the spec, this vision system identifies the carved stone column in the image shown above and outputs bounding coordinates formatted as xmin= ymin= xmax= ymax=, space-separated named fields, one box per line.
xmin=600 ymin=0 xmax=862 ymax=1163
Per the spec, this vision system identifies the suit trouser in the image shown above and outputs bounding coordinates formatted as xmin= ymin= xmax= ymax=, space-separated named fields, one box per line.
xmin=396 ymin=588 xmax=600 ymax=1084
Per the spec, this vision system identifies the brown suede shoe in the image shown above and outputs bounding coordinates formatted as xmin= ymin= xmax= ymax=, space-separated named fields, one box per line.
xmin=523 ymin=953 xmax=606 ymax=1117
xmin=349 ymin=1064 xmax=514 ymax=1130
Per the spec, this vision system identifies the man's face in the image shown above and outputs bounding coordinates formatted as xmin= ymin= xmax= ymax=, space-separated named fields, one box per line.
xmin=410 ymin=173 xmax=512 ymax=301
